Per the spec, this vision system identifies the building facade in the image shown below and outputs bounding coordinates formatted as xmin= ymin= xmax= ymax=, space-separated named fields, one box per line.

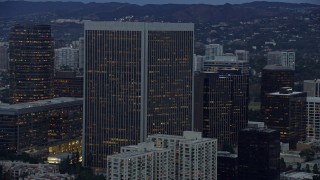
xmin=194 ymin=59 xmax=249 ymax=148
xmin=83 ymin=21 xmax=194 ymax=169
xmin=217 ymin=151 xmax=238 ymax=180
xmin=179 ymin=135 xmax=217 ymax=179
xmin=238 ymin=127 xmax=280 ymax=180
xmin=78 ymin=37 xmax=84 ymax=70
xmin=53 ymin=71 xmax=83 ymax=98
xmin=54 ymin=47 xmax=79 ymax=70
xmin=235 ymin=50 xmax=249 ymax=62
xmin=9 ymin=25 xmax=54 ymax=103
xmin=202 ymin=59 xmax=249 ymax=75
xmin=0 ymin=97 xmax=82 ymax=152
xmin=304 ymin=79 xmax=320 ymax=97
xmin=260 ymin=65 xmax=295 ymax=120
xmin=107 ymin=142 xmax=170 ymax=180
xmin=205 ymin=44 xmax=223 ymax=60
xmin=148 ymin=131 xmax=217 ymax=180
xmin=262 ymin=87 xmax=307 ymax=149
xmin=261 ymin=65 xmax=295 ymax=98
xmin=306 ymin=97 xmax=320 ymax=141
xmin=267 ymin=50 xmax=295 ymax=70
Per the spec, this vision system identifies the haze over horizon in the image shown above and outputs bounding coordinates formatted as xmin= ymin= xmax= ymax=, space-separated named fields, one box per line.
xmin=2 ymin=0 xmax=320 ymax=5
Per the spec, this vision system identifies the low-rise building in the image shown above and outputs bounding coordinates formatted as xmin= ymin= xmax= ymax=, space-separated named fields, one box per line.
xmin=0 ymin=97 xmax=82 ymax=152
xmin=0 ymin=161 xmax=74 ymax=179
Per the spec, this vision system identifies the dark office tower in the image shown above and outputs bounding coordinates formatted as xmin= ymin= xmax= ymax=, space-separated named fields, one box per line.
xmin=261 ymin=65 xmax=294 ymax=119
xmin=194 ymin=66 xmax=249 ymax=148
xmin=9 ymin=25 xmax=54 ymax=103
xmin=238 ymin=127 xmax=280 ymax=180
xmin=262 ymin=87 xmax=307 ymax=149
xmin=261 ymin=65 xmax=294 ymax=97
xmin=84 ymin=21 xmax=193 ymax=169
xmin=53 ymin=71 xmax=83 ymax=98
xmin=217 ymin=151 xmax=238 ymax=180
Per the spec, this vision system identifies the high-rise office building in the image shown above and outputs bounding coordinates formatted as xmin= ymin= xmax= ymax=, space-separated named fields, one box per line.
xmin=261 ymin=65 xmax=295 ymax=97
xmin=260 ymin=65 xmax=295 ymax=120
xmin=0 ymin=42 xmax=9 ymax=70
xmin=238 ymin=127 xmax=280 ymax=180
xmin=194 ymin=60 xmax=249 ymax=148
xmin=9 ymin=25 xmax=54 ymax=103
xmin=267 ymin=50 xmax=295 ymax=70
xmin=304 ymin=79 xmax=320 ymax=97
xmin=262 ymin=87 xmax=307 ymax=149
xmin=148 ymin=131 xmax=217 ymax=180
xmin=83 ymin=21 xmax=194 ymax=169
xmin=217 ymin=151 xmax=238 ymax=180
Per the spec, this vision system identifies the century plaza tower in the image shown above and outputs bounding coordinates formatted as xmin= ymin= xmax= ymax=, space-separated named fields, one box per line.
xmin=83 ymin=21 xmax=194 ymax=169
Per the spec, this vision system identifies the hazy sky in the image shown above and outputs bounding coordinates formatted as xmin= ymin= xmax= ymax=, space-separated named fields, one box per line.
xmin=6 ymin=0 xmax=320 ymax=5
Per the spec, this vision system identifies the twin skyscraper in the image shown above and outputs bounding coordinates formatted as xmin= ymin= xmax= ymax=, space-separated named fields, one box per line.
xmin=83 ymin=21 xmax=194 ymax=169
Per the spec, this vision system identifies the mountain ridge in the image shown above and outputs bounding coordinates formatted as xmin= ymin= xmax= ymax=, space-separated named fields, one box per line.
xmin=0 ymin=1 xmax=319 ymax=23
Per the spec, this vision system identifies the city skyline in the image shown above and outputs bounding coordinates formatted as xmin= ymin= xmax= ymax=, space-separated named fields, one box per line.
xmin=0 ymin=0 xmax=319 ymax=178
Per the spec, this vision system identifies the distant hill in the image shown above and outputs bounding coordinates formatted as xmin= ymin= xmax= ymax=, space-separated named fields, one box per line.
xmin=0 ymin=1 xmax=319 ymax=23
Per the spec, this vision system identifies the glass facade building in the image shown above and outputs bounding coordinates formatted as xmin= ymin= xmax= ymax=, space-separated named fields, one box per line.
xmin=238 ymin=127 xmax=280 ymax=180
xmin=53 ymin=71 xmax=83 ymax=98
xmin=194 ymin=62 xmax=249 ymax=148
xmin=9 ymin=25 xmax=54 ymax=103
xmin=83 ymin=21 xmax=194 ymax=169
xmin=0 ymin=97 xmax=82 ymax=152
xmin=260 ymin=65 xmax=294 ymax=121
xmin=261 ymin=65 xmax=294 ymax=97
xmin=262 ymin=88 xmax=307 ymax=149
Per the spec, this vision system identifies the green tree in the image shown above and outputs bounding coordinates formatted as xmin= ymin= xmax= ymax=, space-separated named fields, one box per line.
xmin=313 ymin=175 xmax=320 ymax=180
xmin=59 ymin=156 xmax=71 ymax=174
xmin=314 ymin=164 xmax=319 ymax=174
xmin=297 ymin=162 xmax=301 ymax=171
xmin=306 ymin=164 xmax=311 ymax=173
xmin=300 ymin=149 xmax=315 ymax=161
xmin=311 ymin=146 xmax=320 ymax=153
xmin=0 ymin=165 xmax=2 ymax=180
xmin=280 ymin=158 xmax=286 ymax=172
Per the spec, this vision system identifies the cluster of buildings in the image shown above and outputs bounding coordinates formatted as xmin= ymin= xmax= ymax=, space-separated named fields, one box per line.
xmin=0 ymin=20 xmax=319 ymax=179
xmin=108 ymin=131 xmax=217 ymax=180
xmin=0 ymin=161 xmax=75 ymax=179
xmin=0 ymin=25 xmax=83 ymax=159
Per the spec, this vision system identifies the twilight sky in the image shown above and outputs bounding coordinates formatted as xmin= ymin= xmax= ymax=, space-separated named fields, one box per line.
xmin=6 ymin=0 xmax=320 ymax=5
